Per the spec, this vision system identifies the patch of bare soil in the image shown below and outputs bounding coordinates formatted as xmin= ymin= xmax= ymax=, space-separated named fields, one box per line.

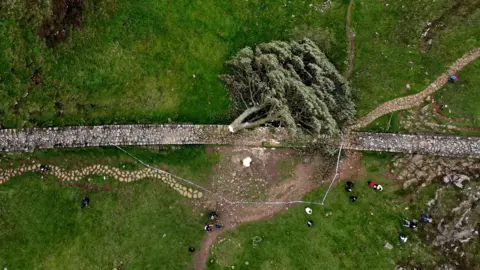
xmin=39 ymin=0 xmax=84 ymax=47
xmin=345 ymin=0 xmax=356 ymax=79
xmin=338 ymin=150 xmax=364 ymax=181
xmin=419 ymin=0 xmax=480 ymax=51
xmin=193 ymin=146 xmax=334 ymax=270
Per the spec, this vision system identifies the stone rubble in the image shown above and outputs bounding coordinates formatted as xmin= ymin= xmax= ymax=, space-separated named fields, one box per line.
xmin=392 ymin=154 xmax=480 ymax=189
xmin=0 ymin=163 xmax=202 ymax=199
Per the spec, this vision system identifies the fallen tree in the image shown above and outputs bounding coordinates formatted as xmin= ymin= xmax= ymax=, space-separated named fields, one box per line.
xmin=221 ymin=38 xmax=355 ymax=136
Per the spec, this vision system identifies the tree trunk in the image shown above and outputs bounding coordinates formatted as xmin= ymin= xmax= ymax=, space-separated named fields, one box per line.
xmin=228 ymin=105 xmax=274 ymax=133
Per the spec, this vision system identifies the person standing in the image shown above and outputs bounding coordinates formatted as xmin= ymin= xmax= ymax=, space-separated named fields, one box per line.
xmin=80 ymin=197 xmax=90 ymax=209
xmin=345 ymin=181 xmax=354 ymax=192
xmin=420 ymin=214 xmax=433 ymax=223
xmin=403 ymin=219 xmax=418 ymax=229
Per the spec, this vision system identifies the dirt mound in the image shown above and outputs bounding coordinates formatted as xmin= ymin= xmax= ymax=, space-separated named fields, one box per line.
xmin=39 ymin=0 xmax=84 ymax=47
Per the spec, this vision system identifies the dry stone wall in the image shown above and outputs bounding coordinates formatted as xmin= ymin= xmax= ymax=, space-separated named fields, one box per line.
xmin=1 ymin=125 xmax=480 ymax=158
xmin=346 ymin=132 xmax=480 ymax=158
xmin=0 ymin=125 xmax=286 ymax=152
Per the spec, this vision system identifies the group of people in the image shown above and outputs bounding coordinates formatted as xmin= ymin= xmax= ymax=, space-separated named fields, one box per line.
xmin=344 ymin=180 xmax=435 ymax=243
xmin=344 ymin=180 xmax=384 ymax=203
xmin=399 ymin=214 xmax=433 ymax=242
xmin=204 ymin=212 xmax=223 ymax=232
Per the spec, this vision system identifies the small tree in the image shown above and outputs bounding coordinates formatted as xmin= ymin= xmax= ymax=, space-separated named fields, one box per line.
xmin=221 ymin=38 xmax=355 ymax=137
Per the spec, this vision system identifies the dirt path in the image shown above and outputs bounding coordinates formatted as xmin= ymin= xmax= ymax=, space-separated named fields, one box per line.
xmin=193 ymin=148 xmax=363 ymax=270
xmin=344 ymin=0 xmax=356 ymax=79
xmin=348 ymin=48 xmax=480 ymax=130
xmin=193 ymin=147 xmax=332 ymax=270
xmin=195 ymin=231 xmax=223 ymax=270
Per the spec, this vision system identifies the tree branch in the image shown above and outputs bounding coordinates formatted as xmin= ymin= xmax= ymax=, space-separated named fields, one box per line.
xmin=228 ymin=104 xmax=268 ymax=132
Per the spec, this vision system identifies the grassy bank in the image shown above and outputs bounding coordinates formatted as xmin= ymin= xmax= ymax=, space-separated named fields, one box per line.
xmin=0 ymin=146 xmax=219 ymax=269
xmin=207 ymin=153 xmax=438 ymax=269
xmin=352 ymin=0 xmax=480 ymax=117
xmin=435 ymin=60 xmax=480 ymax=127
xmin=0 ymin=0 xmax=348 ymax=128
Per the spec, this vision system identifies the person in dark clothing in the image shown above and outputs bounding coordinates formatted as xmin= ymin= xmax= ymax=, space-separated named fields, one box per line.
xmin=208 ymin=212 xmax=218 ymax=220
xmin=349 ymin=196 xmax=358 ymax=202
xmin=399 ymin=233 xmax=408 ymax=243
xmin=40 ymin=165 xmax=49 ymax=173
xmin=204 ymin=225 xmax=212 ymax=232
xmin=80 ymin=197 xmax=90 ymax=209
xmin=420 ymin=214 xmax=433 ymax=223
xmin=345 ymin=181 xmax=354 ymax=192
xmin=189 ymin=247 xmax=196 ymax=253
xmin=403 ymin=219 xmax=418 ymax=229
xmin=306 ymin=220 xmax=313 ymax=227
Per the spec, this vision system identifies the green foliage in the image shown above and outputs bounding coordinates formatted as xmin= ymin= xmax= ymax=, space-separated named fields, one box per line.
xmin=0 ymin=0 xmax=348 ymax=127
xmin=222 ymin=38 xmax=355 ymax=136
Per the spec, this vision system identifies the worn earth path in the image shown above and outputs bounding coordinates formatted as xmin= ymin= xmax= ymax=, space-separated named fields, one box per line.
xmin=349 ymin=48 xmax=480 ymax=130
xmin=344 ymin=0 xmax=356 ymax=79
xmin=192 ymin=148 xmax=336 ymax=270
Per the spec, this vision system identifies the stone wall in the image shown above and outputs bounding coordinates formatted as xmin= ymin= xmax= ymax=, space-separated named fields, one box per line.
xmin=346 ymin=132 xmax=480 ymax=158
xmin=0 ymin=125 xmax=287 ymax=152
xmin=1 ymin=125 xmax=480 ymax=158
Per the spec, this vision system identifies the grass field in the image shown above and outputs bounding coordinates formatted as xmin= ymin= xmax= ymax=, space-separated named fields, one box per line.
xmin=0 ymin=146 xmax=218 ymax=186
xmin=0 ymin=0 xmax=348 ymax=128
xmin=2 ymin=0 xmax=479 ymax=126
xmin=207 ymin=153 xmax=439 ymax=269
xmin=351 ymin=0 xmax=480 ymax=117
xmin=434 ymin=60 xmax=480 ymax=127
xmin=0 ymin=146 xmax=218 ymax=269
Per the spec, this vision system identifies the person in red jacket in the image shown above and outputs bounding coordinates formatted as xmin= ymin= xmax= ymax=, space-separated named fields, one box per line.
xmin=367 ymin=181 xmax=377 ymax=189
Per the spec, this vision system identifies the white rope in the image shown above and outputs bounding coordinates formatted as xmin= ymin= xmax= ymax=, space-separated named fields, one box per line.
xmin=320 ymin=138 xmax=344 ymax=205
xmin=116 ymin=140 xmax=343 ymax=206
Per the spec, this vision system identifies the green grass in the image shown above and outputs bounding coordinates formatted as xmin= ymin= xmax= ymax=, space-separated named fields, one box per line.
xmin=207 ymin=153 xmax=438 ymax=269
xmin=352 ymin=0 xmax=480 ymax=117
xmin=361 ymin=112 xmax=403 ymax=133
xmin=275 ymin=156 xmax=302 ymax=183
xmin=0 ymin=0 xmax=348 ymax=128
xmin=0 ymin=146 xmax=218 ymax=186
xmin=434 ymin=60 xmax=480 ymax=127
xmin=0 ymin=176 xmax=204 ymax=269
xmin=0 ymin=146 xmax=219 ymax=269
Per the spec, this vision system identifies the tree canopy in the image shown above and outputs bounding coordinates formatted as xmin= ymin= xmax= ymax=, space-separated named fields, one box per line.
xmin=221 ymin=38 xmax=355 ymax=136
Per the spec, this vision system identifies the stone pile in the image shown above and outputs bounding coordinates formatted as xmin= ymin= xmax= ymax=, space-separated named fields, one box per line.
xmin=0 ymin=163 xmax=203 ymax=199
xmin=392 ymin=154 xmax=480 ymax=189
